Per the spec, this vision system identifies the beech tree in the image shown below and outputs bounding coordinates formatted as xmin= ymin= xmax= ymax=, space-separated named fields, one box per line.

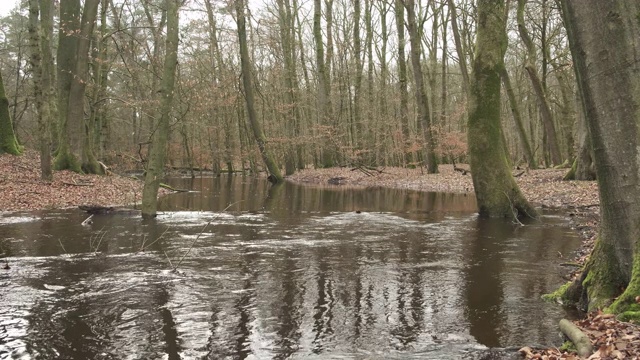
xmin=404 ymin=0 xmax=438 ymax=173
xmin=556 ymin=0 xmax=640 ymax=316
xmin=468 ymin=0 xmax=536 ymax=219
xmin=235 ymin=0 xmax=283 ymax=182
xmin=141 ymin=0 xmax=181 ymax=218
xmin=55 ymin=0 xmax=101 ymax=173
xmin=0 ymin=70 xmax=21 ymax=155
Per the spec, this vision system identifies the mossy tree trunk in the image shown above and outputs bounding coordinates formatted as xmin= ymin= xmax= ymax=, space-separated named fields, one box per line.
xmin=141 ymin=0 xmax=180 ymax=219
xmin=404 ymin=0 xmax=438 ymax=174
xmin=235 ymin=0 xmax=283 ymax=183
xmin=0 ymin=71 xmax=21 ymax=156
xmin=468 ymin=0 xmax=537 ymax=219
xmin=559 ymin=0 xmax=640 ymax=313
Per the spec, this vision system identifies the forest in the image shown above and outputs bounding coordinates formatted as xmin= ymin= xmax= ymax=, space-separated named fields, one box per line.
xmin=0 ymin=0 xmax=582 ymax=179
xmin=1 ymin=0 xmax=640 ymax=358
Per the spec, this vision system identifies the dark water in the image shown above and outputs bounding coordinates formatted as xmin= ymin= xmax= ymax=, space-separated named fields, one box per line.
xmin=0 ymin=176 xmax=580 ymax=359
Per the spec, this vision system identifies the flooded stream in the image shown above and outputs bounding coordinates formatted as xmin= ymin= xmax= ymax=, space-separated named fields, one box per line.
xmin=0 ymin=176 xmax=580 ymax=359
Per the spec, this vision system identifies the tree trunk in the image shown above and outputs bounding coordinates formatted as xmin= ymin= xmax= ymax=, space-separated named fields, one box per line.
xmin=352 ymin=0 xmax=363 ymax=149
xmin=395 ymin=0 xmax=411 ymax=166
xmin=28 ymin=0 xmax=51 ymax=179
xmin=559 ymin=0 xmax=640 ymax=313
xmin=468 ymin=0 xmax=537 ymax=219
xmin=447 ymin=0 xmax=470 ymax=95
xmin=500 ymin=67 xmax=536 ymax=169
xmin=141 ymin=0 xmax=180 ymax=219
xmin=54 ymin=0 xmax=100 ymax=173
xmin=235 ymin=0 xmax=283 ymax=182
xmin=516 ymin=0 xmax=562 ymax=166
xmin=314 ymin=0 xmax=335 ymax=167
xmin=276 ymin=0 xmax=300 ymax=175
xmin=404 ymin=0 xmax=438 ymax=173
xmin=0 ymin=70 xmax=21 ymax=156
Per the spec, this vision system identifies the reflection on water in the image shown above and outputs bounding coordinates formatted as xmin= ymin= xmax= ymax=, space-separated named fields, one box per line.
xmin=0 ymin=176 xmax=580 ymax=359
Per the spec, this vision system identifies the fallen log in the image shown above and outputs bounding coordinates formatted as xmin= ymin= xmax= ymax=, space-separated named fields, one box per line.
xmin=559 ymin=318 xmax=592 ymax=358
xmin=78 ymin=205 xmax=140 ymax=216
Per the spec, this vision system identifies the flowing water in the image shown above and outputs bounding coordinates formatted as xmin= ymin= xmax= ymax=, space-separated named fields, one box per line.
xmin=0 ymin=176 xmax=581 ymax=359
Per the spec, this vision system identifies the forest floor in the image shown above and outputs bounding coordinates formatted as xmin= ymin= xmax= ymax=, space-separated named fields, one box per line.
xmin=1 ymin=151 xmax=637 ymax=358
xmin=0 ymin=150 xmax=147 ymax=212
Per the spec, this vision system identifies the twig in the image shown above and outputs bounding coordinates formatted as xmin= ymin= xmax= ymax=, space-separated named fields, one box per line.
xmin=172 ymin=201 xmax=241 ymax=272
xmin=92 ymin=229 xmax=108 ymax=254
xmin=63 ymin=181 xmax=94 ymax=187
xmin=57 ymin=238 xmax=68 ymax=253
xmin=503 ymin=191 xmax=524 ymax=226
xmin=164 ymin=250 xmax=174 ymax=269
xmin=139 ymin=225 xmax=171 ymax=252
xmin=81 ymin=214 xmax=94 ymax=226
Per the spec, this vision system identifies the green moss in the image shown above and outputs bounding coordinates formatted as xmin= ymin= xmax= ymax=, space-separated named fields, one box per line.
xmin=563 ymin=159 xmax=577 ymax=181
xmin=617 ymin=311 xmax=640 ymax=323
xmin=608 ymin=254 xmax=640 ymax=314
xmin=559 ymin=340 xmax=577 ymax=353
xmin=542 ymin=281 xmax=573 ymax=303
xmin=53 ymin=148 xmax=82 ymax=173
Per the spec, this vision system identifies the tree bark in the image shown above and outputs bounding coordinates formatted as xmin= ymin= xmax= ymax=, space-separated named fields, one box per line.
xmin=314 ymin=0 xmax=335 ymax=167
xmin=500 ymin=67 xmax=536 ymax=169
xmin=404 ymin=0 xmax=438 ymax=173
xmin=560 ymin=0 xmax=640 ymax=312
xmin=516 ymin=0 xmax=562 ymax=166
xmin=141 ymin=0 xmax=180 ymax=218
xmin=28 ymin=0 xmax=51 ymax=179
xmin=235 ymin=0 xmax=283 ymax=182
xmin=54 ymin=0 xmax=101 ymax=173
xmin=468 ymin=0 xmax=537 ymax=219
xmin=447 ymin=0 xmax=470 ymax=95
xmin=395 ymin=0 xmax=411 ymax=166
xmin=0 ymin=70 xmax=21 ymax=156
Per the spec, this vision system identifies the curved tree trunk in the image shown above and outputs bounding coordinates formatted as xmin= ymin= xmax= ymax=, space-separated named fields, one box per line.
xmin=468 ymin=0 xmax=537 ymax=219
xmin=560 ymin=0 xmax=640 ymax=313
xmin=236 ymin=0 xmax=283 ymax=182
xmin=141 ymin=0 xmax=180 ymax=219
xmin=516 ymin=0 xmax=562 ymax=166
xmin=500 ymin=67 xmax=536 ymax=169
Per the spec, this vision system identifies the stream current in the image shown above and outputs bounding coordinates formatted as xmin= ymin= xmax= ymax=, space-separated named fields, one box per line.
xmin=0 ymin=176 xmax=580 ymax=359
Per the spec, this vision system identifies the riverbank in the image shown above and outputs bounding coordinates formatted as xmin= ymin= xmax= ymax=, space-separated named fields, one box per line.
xmin=0 ymin=150 xmax=146 ymax=212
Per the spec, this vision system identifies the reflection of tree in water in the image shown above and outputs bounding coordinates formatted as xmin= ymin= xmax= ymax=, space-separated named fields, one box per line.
xmin=312 ymin=246 xmax=335 ymax=354
xmin=390 ymin=237 xmax=425 ymax=347
xmin=156 ymin=286 xmax=181 ymax=360
xmin=203 ymin=224 xmax=259 ymax=359
xmin=273 ymin=249 xmax=305 ymax=359
xmin=463 ymin=218 xmax=510 ymax=348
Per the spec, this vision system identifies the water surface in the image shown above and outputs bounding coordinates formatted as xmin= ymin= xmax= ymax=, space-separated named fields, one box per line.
xmin=0 ymin=176 xmax=580 ymax=359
